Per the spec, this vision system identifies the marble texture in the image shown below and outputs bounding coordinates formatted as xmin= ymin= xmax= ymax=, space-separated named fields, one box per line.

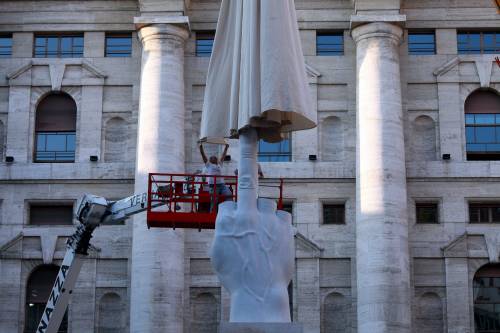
xmin=352 ymin=22 xmax=410 ymax=333
xmin=130 ymin=19 xmax=189 ymax=333
xmin=210 ymin=129 xmax=295 ymax=322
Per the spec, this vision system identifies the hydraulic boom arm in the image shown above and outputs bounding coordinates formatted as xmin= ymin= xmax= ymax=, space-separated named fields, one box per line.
xmin=36 ymin=192 xmax=155 ymax=333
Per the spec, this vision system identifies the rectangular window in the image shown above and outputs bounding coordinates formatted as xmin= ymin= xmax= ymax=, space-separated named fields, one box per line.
xmin=458 ymin=31 xmax=500 ymax=54
xmin=469 ymin=203 xmax=500 ymax=223
xmin=105 ymin=33 xmax=132 ymax=57
xmin=34 ymin=34 xmax=84 ymax=58
xmin=416 ymin=202 xmax=439 ymax=224
xmin=35 ymin=131 xmax=76 ymax=162
xmin=29 ymin=203 xmax=74 ymax=225
xmin=196 ymin=31 xmax=215 ymax=57
xmin=258 ymin=134 xmax=291 ymax=162
xmin=408 ymin=31 xmax=436 ymax=55
xmin=322 ymin=203 xmax=345 ymax=225
xmin=316 ymin=32 xmax=344 ymax=56
xmin=0 ymin=35 xmax=12 ymax=58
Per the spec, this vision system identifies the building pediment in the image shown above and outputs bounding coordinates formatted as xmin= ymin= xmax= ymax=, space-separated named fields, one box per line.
xmin=442 ymin=232 xmax=500 ymax=263
xmin=295 ymin=231 xmax=323 ymax=258
xmin=433 ymin=55 xmax=498 ymax=88
xmin=7 ymin=59 xmax=107 ymax=90
xmin=0 ymin=231 xmax=100 ymax=264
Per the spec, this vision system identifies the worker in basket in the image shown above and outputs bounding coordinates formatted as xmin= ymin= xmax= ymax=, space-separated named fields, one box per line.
xmin=199 ymin=142 xmax=233 ymax=211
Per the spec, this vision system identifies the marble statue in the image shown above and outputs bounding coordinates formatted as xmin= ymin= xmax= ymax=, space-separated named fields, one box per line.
xmin=200 ymin=0 xmax=316 ymax=324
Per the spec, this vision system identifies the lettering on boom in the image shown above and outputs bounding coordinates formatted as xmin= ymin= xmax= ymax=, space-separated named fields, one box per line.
xmin=496 ymin=56 xmax=500 ymax=68
xmin=36 ymin=265 xmax=69 ymax=333
xmin=129 ymin=193 xmax=147 ymax=207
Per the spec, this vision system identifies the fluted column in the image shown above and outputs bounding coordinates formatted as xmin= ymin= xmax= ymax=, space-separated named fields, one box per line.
xmin=352 ymin=22 xmax=410 ymax=333
xmin=130 ymin=19 xmax=189 ymax=333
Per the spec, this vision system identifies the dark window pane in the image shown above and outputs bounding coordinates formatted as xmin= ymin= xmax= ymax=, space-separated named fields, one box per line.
xmin=476 ymin=114 xmax=496 ymax=124
xmin=45 ymin=134 xmax=66 ymax=151
xmin=492 ymin=207 xmax=500 ymax=223
xmin=416 ymin=203 xmax=438 ymax=224
xmin=470 ymin=206 xmax=480 ymax=223
xmin=476 ymin=127 xmax=496 ymax=143
xmin=29 ymin=204 xmax=74 ymax=225
xmin=408 ymin=32 xmax=435 ymax=55
xmin=258 ymin=136 xmax=291 ymax=162
xmin=35 ymin=132 xmax=75 ymax=162
xmin=466 ymin=114 xmax=475 ymax=125
xmin=0 ymin=36 xmax=12 ymax=58
xmin=466 ymin=102 xmax=500 ymax=158
xmin=196 ymin=32 xmax=215 ymax=57
xmin=458 ymin=31 xmax=500 ymax=54
xmin=73 ymin=36 xmax=84 ymax=46
xmin=470 ymin=203 xmax=500 ymax=223
xmin=34 ymin=34 xmax=83 ymax=58
xmin=323 ymin=204 xmax=345 ymax=224
xmin=106 ymin=34 xmax=132 ymax=57
xmin=466 ymin=127 xmax=475 ymax=144
xmin=316 ymin=32 xmax=344 ymax=56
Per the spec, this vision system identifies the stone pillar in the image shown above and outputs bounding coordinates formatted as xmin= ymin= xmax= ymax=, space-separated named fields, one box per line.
xmin=352 ymin=22 xmax=410 ymax=333
xmin=130 ymin=18 xmax=189 ymax=333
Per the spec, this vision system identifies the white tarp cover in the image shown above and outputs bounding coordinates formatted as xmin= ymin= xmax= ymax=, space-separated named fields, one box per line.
xmin=200 ymin=0 xmax=316 ymax=144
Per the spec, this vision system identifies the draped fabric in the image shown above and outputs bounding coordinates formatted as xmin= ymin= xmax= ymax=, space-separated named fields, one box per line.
xmin=200 ymin=0 xmax=316 ymax=144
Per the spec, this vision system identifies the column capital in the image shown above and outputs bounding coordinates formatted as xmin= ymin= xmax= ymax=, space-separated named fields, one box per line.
xmin=350 ymin=13 xmax=406 ymax=29
xmin=351 ymin=21 xmax=404 ymax=45
xmin=134 ymin=15 xmax=190 ymax=44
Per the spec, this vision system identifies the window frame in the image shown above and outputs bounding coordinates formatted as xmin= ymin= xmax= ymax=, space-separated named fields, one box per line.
xmin=258 ymin=133 xmax=292 ymax=162
xmin=457 ymin=31 xmax=500 ymax=54
xmin=316 ymin=31 xmax=344 ymax=56
xmin=473 ymin=264 xmax=500 ymax=333
xmin=34 ymin=131 xmax=76 ymax=163
xmin=469 ymin=202 xmax=500 ymax=224
xmin=415 ymin=202 xmax=440 ymax=224
xmin=0 ymin=34 xmax=13 ymax=58
xmin=105 ymin=32 xmax=132 ymax=57
xmin=34 ymin=33 xmax=84 ymax=58
xmin=195 ymin=31 xmax=215 ymax=57
xmin=465 ymin=90 xmax=500 ymax=160
xmin=407 ymin=30 xmax=436 ymax=55
xmin=27 ymin=201 xmax=75 ymax=226
xmin=34 ymin=93 xmax=77 ymax=163
xmin=321 ymin=201 xmax=346 ymax=225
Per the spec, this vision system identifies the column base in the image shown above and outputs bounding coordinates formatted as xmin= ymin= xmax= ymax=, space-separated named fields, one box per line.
xmin=219 ymin=323 xmax=303 ymax=333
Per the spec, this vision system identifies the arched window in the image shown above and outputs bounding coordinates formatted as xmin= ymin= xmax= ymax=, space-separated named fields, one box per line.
xmin=98 ymin=293 xmax=124 ymax=333
xmin=25 ymin=265 xmax=68 ymax=333
xmin=321 ymin=116 xmax=343 ymax=161
xmin=415 ymin=292 xmax=444 ymax=332
xmin=35 ymin=93 xmax=76 ymax=162
xmin=465 ymin=90 xmax=500 ymax=160
xmin=191 ymin=292 xmax=218 ymax=333
xmin=321 ymin=292 xmax=351 ymax=333
xmin=104 ymin=117 xmax=127 ymax=162
xmin=412 ymin=115 xmax=437 ymax=161
xmin=474 ymin=264 xmax=500 ymax=332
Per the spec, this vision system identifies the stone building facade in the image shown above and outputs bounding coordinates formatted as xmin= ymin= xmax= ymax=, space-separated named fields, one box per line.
xmin=0 ymin=0 xmax=499 ymax=332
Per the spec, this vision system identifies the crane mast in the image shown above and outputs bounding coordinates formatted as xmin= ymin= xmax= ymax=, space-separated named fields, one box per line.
xmin=36 ymin=192 xmax=153 ymax=333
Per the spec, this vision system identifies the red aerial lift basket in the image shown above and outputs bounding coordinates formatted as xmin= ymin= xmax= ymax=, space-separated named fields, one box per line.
xmin=147 ymin=173 xmax=283 ymax=229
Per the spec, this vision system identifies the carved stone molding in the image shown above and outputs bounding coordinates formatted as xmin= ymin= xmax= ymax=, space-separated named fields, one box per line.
xmin=6 ymin=59 xmax=107 ymax=89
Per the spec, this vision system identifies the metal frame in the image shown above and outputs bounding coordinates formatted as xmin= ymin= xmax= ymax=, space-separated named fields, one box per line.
xmin=147 ymin=173 xmax=284 ymax=229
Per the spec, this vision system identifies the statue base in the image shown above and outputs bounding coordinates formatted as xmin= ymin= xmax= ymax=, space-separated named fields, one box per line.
xmin=219 ymin=323 xmax=303 ymax=333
